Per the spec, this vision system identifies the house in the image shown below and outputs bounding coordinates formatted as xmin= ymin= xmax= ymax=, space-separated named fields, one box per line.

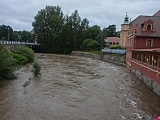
xmin=104 ymin=37 xmax=120 ymax=48
xmin=126 ymin=10 xmax=160 ymax=96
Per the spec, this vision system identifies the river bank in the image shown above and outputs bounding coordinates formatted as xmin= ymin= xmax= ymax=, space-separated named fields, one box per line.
xmin=71 ymin=51 xmax=126 ymax=67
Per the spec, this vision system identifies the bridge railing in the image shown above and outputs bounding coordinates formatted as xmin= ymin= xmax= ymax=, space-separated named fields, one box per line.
xmin=0 ymin=40 xmax=40 ymax=45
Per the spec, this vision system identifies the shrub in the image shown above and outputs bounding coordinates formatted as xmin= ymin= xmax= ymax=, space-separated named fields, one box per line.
xmin=11 ymin=53 xmax=28 ymax=65
xmin=87 ymin=40 xmax=99 ymax=50
xmin=14 ymin=45 xmax=35 ymax=63
xmin=0 ymin=45 xmax=16 ymax=80
xmin=110 ymin=45 xmax=126 ymax=49
xmin=32 ymin=62 xmax=41 ymax=77
xmin=81 ymin=39 xmax=99 ymax=50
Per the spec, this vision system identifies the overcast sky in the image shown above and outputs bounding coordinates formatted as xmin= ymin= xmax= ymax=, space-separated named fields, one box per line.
xmin=0 ymin=0 xmax=160 ymax=31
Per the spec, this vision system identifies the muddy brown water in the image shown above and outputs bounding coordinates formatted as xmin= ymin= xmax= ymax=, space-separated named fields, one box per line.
xmin=0 ymin=53 xmax=160 ymax=120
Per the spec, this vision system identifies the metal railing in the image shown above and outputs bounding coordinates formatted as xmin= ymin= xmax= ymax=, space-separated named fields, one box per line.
xmin=0 ymin=40 xmax=40 ymax=45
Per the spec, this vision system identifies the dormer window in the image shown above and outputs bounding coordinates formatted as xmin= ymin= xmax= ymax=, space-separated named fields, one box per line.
xmin=141 ymin=19 xmax=155 ymax=32
xmin=146 ymin=24 xmax=152 ymax=30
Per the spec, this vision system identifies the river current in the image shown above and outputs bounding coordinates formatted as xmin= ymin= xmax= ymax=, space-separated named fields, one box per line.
xmin=0 ymin=53 xmax=159 ymax=120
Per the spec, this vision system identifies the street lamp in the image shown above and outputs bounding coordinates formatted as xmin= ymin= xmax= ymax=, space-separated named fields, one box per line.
xmin=6 ymin=27 xmax=10 ymax=44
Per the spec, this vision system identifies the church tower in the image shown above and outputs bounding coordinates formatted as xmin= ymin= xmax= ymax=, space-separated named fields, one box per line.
xmin=120 ymin=12 xmax=129 ymax=47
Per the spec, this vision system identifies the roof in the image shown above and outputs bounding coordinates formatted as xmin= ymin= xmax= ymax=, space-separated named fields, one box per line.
xmin=153 ymin=10 xmax=160 ymax=16
xmin=130 ymin=10 xmax=160 ymax=37
xmin=104 ymin=37 xmax=120 ymax=43
xmin=131 ymin=48 xmax=160 ymax=52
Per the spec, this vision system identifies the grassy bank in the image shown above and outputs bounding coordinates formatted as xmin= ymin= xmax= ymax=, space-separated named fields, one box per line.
xmin=0 ymin=45 xmax=35 ymax=80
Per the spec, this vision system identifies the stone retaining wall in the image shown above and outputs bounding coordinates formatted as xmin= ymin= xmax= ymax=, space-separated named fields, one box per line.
xmin=71 ymin=51 xmax=126 ymax=67
xmin=131 ymin=67 xmax=160 ymax=96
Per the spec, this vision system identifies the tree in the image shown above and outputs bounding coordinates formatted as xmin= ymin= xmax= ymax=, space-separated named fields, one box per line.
xmin=32 ymin=6 xmax=65 ymax=53
xmin=69 ymin=10 xmax=82 ymax=50
xmin=85 ymin=25 xmax=102 ymax=40
xmin=81 ymin=39 xmax=99 ymax=50
xmin=13 ymin=31 xmax=35 ymax=42
xmin=84 ymin=25 xmax=105 ymax=50
xmin=103 ymin=24 xmax=119 ymax=38
xmin=0 ymin=25 xmax=14 ymax=40
xmin=79 ymin=18 xmax=89 ymax=45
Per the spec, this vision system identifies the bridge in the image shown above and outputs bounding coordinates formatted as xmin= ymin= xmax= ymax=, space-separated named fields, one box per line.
xmin=0 ymin=40 xmax=41 ymax=52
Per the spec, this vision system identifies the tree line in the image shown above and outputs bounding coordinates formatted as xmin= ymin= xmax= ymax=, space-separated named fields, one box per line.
xmin=0 ymin=5 xmax=120 ymax=54
xmin=0 ymin=25 xmax=35 ymax=43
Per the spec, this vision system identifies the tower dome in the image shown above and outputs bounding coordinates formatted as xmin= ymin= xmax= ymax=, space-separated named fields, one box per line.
xmin=124 ymin=12 xmax=129 ymax=24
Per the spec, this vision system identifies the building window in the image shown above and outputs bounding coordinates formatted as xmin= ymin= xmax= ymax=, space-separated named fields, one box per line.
xmin=146 ymin=39 xmax=153 ymax=47
xmin=144 ymin=54 xmax=149 ymax=63
xmin=146 ymin=24 xmax=152 ymax=31
xmin=152 ymin=56 xmax=158 ymax=67
xmin=142 ymin=54 xmax=145 ymax=62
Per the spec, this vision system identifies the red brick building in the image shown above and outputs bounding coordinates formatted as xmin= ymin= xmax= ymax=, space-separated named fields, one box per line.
xmin=126 ymin=10 xmax=160 ymax=96
xmin=104 ymin=37 xmax=120 ymax=47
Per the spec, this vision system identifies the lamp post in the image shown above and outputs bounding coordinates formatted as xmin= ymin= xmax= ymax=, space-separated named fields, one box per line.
xmin=7 ymin=27 xmax=9 ymax=44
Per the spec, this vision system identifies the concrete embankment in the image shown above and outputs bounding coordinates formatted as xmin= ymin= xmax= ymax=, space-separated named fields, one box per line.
xmin=131 ymin=67 xmax=160 ymax=97
xmin=71 ymin=51 xmax=126 ymax=67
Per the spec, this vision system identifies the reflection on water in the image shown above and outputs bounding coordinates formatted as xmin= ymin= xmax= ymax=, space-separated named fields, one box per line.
xmin=0 ymin=53 xmax=159 ymax=120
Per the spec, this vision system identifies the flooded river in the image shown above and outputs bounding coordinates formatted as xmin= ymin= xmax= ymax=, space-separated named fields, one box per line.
xmin=0 ymin=54 xmax=160 ymax=120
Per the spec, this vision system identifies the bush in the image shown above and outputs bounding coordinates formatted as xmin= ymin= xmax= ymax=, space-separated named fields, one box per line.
xmin=81 ymin=39 xmax=99 ymax=50
xmin=11 ymin=53 xmax=28 ymax=65
xmin=14 ymin=45 xmax=35 ymax=63
xmin=32 ymin=62 xmax=41 ymax=77
xmin=110 ymin=45 xmax=126 ymax=49
xmin=0 ymin=45 xmax=16 ymax=80
xmin=87 ymin=40 xmax=99 ymax=50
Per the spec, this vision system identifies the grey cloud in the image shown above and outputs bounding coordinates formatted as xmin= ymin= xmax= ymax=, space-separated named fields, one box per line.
xmin=0 ymin=0 xmax=160 ymax=31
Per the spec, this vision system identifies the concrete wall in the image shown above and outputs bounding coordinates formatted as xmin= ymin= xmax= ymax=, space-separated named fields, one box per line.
xmin=71 ymin=51 xmax=126 ymax=67
xmin=131 ymin=67 xmax=160 ymax=96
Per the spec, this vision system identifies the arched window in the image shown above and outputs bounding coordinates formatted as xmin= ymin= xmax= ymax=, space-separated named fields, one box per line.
xmin=147 ymin=24 xmax=152 ymax=30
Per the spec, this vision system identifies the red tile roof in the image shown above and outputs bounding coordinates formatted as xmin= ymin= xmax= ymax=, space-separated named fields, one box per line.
xmin=153 ymin=10 xmax=160 ymax=16
xmin=108 ymin=37 xmax=120 ymax=43
xmin=130 ymin=10 xmax=160 ymax=37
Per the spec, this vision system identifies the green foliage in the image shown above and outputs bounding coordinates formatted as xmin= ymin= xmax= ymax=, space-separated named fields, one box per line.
xmin=32 ymin=6 xmax=91 ymax=53
xmin=11 ymin=53 xmax=28 ymax=65
xmin=0 ymin=24 xmax=35 ymax=42
xmin=103 ymin=24 xmax=119 ymax=38
xmin=14 ymin=45 xmax=35 ymax=63
xmin=110 ymin=45 xmax=126 ymax=49
xmin=0 ymin=45 xmax=16 ymax=80
xmin=0 ymin=25 xmax=14 ymax=40
xmin=32 ymin=62 xmax=41 ymax=77
xmin=87 ymin=40 xmax=99 ymax=50
xmin=81 ymin=39 xmax=99 ymax=50
xmin=85 ymin=25 xmax=102 ymax=40
xmin=32 ymin=6 xmax=65 ymax=53
xmin=0 ymin=45 xmax=35 ymax=80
